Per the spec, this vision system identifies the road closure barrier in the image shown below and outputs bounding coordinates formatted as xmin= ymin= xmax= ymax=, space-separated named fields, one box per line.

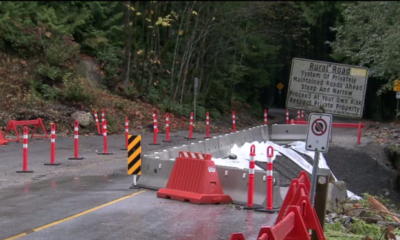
xmin=128 ymin=135 xmax=141 ymax=189
xmin=137 ymin=124 xmax=278 ymax=205
xmin=229 ymin=171 xmax=326 ymax=240
xmin=4 ymin=118 xmax=48 ymax=142
xmin=0 ymin=128 xmax=8 ymax=145
xmin=157 ymin=151 xmax=232 ymax=204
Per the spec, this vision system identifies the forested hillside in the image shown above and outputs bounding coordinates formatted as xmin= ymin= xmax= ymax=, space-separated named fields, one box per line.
xmin=0 ymin=1 xmax=397 ymax=133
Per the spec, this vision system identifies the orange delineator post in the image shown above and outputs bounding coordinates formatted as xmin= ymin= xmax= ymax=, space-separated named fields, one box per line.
xmin=157 ymin=151 xmax=232 ymax=204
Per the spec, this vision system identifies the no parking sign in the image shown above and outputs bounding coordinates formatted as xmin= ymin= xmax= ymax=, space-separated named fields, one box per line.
xmin=306 ymin=113 xmax=332 ymax=153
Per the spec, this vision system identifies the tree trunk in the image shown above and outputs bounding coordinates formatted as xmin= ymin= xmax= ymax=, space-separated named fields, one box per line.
xmin=170 ymin=1 xmax=189 ymax=99
xmin=124 ymin=1 xmax=132 ymax=88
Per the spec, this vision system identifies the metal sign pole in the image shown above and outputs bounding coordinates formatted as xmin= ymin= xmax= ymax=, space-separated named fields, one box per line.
xmin=397 ymin=98 xmax=399 ymax=121
xmin=194 ymin=77 xmax=198 ymax=122
xmin=309 ymin=149 xmax=319 ymax=206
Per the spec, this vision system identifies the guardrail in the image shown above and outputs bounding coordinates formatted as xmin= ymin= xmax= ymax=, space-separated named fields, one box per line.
xmin=292 ymin=120 xmax=365 ymax=145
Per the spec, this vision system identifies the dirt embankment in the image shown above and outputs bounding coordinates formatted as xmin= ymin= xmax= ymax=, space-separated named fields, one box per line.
xmin=0 ymin=51 xmax=262 ymax=137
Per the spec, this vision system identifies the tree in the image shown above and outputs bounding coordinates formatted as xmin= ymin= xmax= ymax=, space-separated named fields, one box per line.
xmin=329 ymin=1 xmax=400 ymax=96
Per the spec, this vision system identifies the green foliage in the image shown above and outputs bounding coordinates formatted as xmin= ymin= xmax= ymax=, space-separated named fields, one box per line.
xmin=36 ymin=64 xmax=63 ymax=82
xmin=0 ymin=0 xmax=350 ymax=121
xmin=62 ymin=73 xmax=96 ymax=104
xmin=209 ymin=108 xmax=222 ymax=120
xmin=329 ymin=2 xmax=400 ymax=95
xmin=104 ymin=114 xmax=117 ymax=133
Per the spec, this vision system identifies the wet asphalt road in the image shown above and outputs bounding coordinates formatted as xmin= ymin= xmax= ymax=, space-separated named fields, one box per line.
xmin=0 ymin=108 xmax=376 ymax=240
xmin=0 ymin=109 xmax=289 ymax=240
xmin=0 ymin=174 xmax=277 ymax=240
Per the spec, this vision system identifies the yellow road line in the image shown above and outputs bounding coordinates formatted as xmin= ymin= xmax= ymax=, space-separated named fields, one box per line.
xmin=4 ymin=190 xmax=146 ymax=240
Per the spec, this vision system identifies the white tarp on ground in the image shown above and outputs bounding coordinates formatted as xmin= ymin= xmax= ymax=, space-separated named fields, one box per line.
xmin=211 ymin=140 xmax=361 ymax=200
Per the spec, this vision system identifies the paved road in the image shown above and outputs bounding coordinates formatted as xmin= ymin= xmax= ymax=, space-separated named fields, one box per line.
xmin=0 ymin=174 xmax=277 ymax=240
xmin=0 ymin=109 xmax=290 ymax=240
xmin=0 ymin=108 xmax=375 ymax=240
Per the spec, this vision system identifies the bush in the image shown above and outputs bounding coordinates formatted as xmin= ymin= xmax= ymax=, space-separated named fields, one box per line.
xmin=141 ymin=86 xmax=161 ymax=105
xmin=62 ymin=73 xmax=96 ymax=104
xmin=28 ymin=79 xmax=61 ymax=101
xmin=209 ymin=108 xmax=222 ymax=120
xmin=195 ymin=106 xmax=206 ymax=121
xmin=36 ymin=64 xmax=64 ymax=82
xmin=44 ymin=40 xmax=80 ymax=67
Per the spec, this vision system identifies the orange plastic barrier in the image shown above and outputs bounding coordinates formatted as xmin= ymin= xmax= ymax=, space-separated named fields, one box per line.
xmin=228 ymin=171 xmax=326 ymax=240
xmin=275 ymin=171 xmax=310 ymax=223
xmin=4 ymin=118 xmax=48 ymax=143
xmin=157 ymin=151 xmax=232 ymax=204
xmin=0 ymin=128 xmax=8 ymax=145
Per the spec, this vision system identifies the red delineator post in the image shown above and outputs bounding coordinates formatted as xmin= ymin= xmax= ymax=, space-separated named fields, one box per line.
xmin=16 ymin=127 xmax=33 ymax=173
xmin=255 ymin=146 xmax=278 ymax=213
xmin=185 ymin=112 xmax=195 ymax=140
xmin=163 ymin=113 xmax=171 ymax=143
xmin=101 ymin=109 xmax=105 ymax=123
xmin=149 ymin=113 xmax=161 ymax=145
xmin=98 ymin=120 xmax=113 ymax=155
xmin=244 ymin=145 xmax=256 ymax=210
xmin=205 ymin=112 xmax=210 ymax=138
xmin=120 ymin=117 xmax=129 ymax=150
xmin=264 ymin=109 xmax=268 ymax=125
xmin=286 ymin=109 xmax=289 ymax=124
xmin=68 ymin=121 xmax=84 ymax=160
xmin=94 ymin=110 xmax=101 ymax=135
xmin=357 ymin=122 xmax=362 ymax=145
xmin=232 ymin=111 xmax=236 ymax=132
xmin=45 ymin=123 xmax=60 ymax=166
xmin=266 ymin=146 xmax=274 ymax=211
xmin=301 ymin=111 xmax=304 ymax=121
xmin=297 ymin=110 xmax=300 ymax=120
xmin=290 ymin=119 xmax=295 ymax=124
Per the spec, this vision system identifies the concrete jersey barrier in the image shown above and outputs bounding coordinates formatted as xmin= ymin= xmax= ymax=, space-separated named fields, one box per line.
xmin=136 ymin=125 xmax=286 ymax=208
xmin=270 ymin=124 xmax=308 ymax=141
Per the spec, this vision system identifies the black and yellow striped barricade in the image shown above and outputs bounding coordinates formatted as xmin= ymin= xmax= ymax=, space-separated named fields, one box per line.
xmin=127 ymin=135 xmax=141 ymax=189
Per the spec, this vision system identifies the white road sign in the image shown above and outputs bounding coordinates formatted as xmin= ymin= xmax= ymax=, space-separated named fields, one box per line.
xmin=397 ymin=92 xmax=400 ymax=99
xmin=306 ymin=113 xmax=332 ymax=153
xmin=286 ymin=58 xmax=369 ymax=118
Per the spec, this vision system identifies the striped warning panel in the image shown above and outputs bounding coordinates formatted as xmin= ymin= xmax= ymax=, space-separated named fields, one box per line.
xmin=178 ymin=151 xmax=212 ymax=160
xmin=127 ymin=135 xmax=141 ymax=175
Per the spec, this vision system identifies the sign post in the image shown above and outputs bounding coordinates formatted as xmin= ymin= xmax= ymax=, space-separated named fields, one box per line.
xmin=394 ymin=80 xmax=400 ymax=120
xmin=277 ymin=82 xmax=284 ymax=108
xmin=306 ymin=113 xmax=332 ymax=206
xmin=286 ymin=58 xmax=369 ymax=119
xmin=194 ymin=77 xmax=198 ymax=122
